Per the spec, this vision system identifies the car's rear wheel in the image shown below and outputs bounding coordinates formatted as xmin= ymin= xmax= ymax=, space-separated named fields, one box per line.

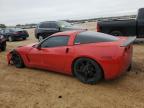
xmin=73 ymin=58 xmax=103 ymax=84
xmin=1 ymin=42 xmax=6 ymax=51
xmin=8 ymin=36 xmax=14 ymax=42
xmin=11 ymin=51 xmax=25 ymax=68
xmin=127 ymin=64 xmax=132 ymax=72
xmin=23 ymin=37 xmax=26 ymax=40
xmin=38 ymin=36 xmax=43 ymax=42
xmin=110 ymin=31 xmax=123 ymax=36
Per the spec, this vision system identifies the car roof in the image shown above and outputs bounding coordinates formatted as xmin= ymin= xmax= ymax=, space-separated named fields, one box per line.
xmin=39 ymin=20 xmax=68 ymax=24
xmin=5 ymin=28 xmax=22 ymax=29
xmin=40 ymin=21 xmax=56 ymax=23
xmin=52 ymin=30 xmax=119 ymax=42
xmin=51 ymin=30 xmax=83 ymax=36
xmin=4 ymin=28 xmax=23 ymax=31
xmin=78 ymin=31 xmax=118 ymax=39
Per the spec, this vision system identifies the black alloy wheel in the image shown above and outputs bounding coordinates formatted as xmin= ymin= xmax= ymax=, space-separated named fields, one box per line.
xmin=8 ymin=36 xmax=14 ymax=42
xmin=110 ymin=31 xmax=123 ymax=36
xmin=1 ymin=42 xmax=6 ymax=51
xmin=11 ymin=51 xmax=25 ymax=68
xmin=73 ymin=58 xmax=103 ymax=84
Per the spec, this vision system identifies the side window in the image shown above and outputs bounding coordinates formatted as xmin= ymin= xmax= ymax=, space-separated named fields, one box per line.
xmin=9 ymin=29 xmax=14 ymax=32
xmin=0 ymin=30 xmax=4 ymax=34
xmin=39 ymin=23 xmax=50 ymax=28
xmin=39 ymin=22 xmax=58 ymax=28
xmin=41 ymin=36 xmax=69 ymax=48
xmin=74 ymin=35 xmax=97 ymax=44
xmin=74 ymin=32 xmax=118 ymax=44
xmin=5 ymin=29 xmax=10 ymax=33
xmin=50 ymin=23 xmax=59 ymax=28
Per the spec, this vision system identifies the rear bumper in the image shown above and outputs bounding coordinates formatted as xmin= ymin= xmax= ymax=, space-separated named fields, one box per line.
xmin=104 ymin=59 xmax=131 ymax=80
xmin=103 ymin=45 xmax=133 ymax=80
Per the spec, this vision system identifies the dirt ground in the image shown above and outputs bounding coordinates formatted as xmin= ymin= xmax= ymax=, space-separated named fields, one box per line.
xmin=0 ymin=22 xmax=144 ymax=108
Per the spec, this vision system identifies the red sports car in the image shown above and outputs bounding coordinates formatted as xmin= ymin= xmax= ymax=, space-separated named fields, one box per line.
xmin=7 ymin=31 xmax=136 ymax=84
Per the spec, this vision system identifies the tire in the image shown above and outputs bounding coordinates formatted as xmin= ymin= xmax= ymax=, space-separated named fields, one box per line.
xmin=127 ymin=64 xmax=132 ymax=72
xmin=23 ymin=37 xmax=26 ymax=40
xmin=1 ymin=42 xmax=6 ymax=51
xmin=38 ymin=36 xmax=43 ymax=42
xmin=110 ymin=31 xmax=123 ymax=36
xmin=73 ymin=58 xmax=103 ymax=84
xmin=8 ymin=36 xmax=14 ymax=42
xmin=11 ymin=51 xmax=25 ymax=68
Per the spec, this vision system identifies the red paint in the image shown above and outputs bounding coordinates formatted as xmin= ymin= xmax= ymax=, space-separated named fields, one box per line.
xmin=7 ymin=31 xmax=133 ymax=80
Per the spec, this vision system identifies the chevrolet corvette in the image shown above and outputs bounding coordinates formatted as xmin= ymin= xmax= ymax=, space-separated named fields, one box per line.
xmin=7 ymin=31 xmax=136 ymax=84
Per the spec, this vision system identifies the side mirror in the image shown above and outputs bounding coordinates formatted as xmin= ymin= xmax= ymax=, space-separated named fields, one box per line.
xmin=55 ymin=26 xmax=60 ymax=31
xmin=58 ymin=27 xmax=61 ymax=31
xmin=37 ymin=45 xmax=41 ymax=50
xmin=75 ymin=42 xmax=81 ymax=45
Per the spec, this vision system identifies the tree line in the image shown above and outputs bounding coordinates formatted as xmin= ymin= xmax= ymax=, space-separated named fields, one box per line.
xmin=0 ymin=24 xmax=6 ymax=28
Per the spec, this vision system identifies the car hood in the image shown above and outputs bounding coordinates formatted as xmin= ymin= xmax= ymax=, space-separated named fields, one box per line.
xmin=15 ymin=43 xmax=38 ymax=53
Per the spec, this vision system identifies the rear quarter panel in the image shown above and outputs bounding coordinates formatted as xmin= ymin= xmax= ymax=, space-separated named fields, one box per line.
xmin=71 ymin=42 xmax=122 ymax=78
xmin=69 ymin=39 xmax=133 ymax=80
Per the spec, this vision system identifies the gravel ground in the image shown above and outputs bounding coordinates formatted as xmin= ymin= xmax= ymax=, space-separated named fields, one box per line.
xmin=0 ymin=22 xmax=144 ymax=108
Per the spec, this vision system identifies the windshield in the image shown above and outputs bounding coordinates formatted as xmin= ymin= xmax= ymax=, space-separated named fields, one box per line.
xmin=58 ymin=21 xmax=72 ymax=28
xmin=9 ymin=28 xmax=23 ymax=32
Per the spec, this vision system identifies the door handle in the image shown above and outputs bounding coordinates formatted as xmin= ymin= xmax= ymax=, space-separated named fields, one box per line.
xmin=66 ymin=48 xmax=69 ymax=53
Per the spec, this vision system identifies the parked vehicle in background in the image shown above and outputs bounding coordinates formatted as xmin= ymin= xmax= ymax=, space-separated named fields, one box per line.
xmin=1 ymin=28 xmax=29 ymax=42
xmin=35 ymin=21 xmax=87 ymax=41
xmin=97 ymin=8 xmax=144 ymax=38
xmin=0 ymin=30 xmax=6 ymax=51
xmin=7 ymin=30 xmax=135 ymax=84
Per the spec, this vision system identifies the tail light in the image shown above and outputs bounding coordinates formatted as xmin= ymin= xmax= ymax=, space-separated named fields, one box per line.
xmin=123 ymin=45 xmax=131 ymax=56
xmin=124 ymin=47 xmax=128 ymax=52
xmin=96 ymin=23 xmax=101 ymax=32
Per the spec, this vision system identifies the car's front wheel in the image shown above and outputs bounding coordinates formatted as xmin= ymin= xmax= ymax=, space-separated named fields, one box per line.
xmin=73 ymin=58 xmax=103 ymax=84
xmin=11 ymin=50 xmax=25 ymax=68
xmin=23 ymin=37 xmax=26 ymax=40
xmin=8 ymin=36 xmax=14 ymax=42
xmin=38 ymin=36 xmax=44 ymax=42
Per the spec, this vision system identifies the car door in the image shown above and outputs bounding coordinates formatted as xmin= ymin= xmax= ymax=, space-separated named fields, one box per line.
xmin=49 ymin=22 xmax=60 ymax=34
xmin=40 ymin=36 xmax=70 ymax=73
xmin=39 ymin=22 xmax=59 ymax=38
xmin=3 ymin=29 xmax=11 ymax=39
xmin=2 ymin=29 xmax=8 ymax=38
xmin=0 ymin=30 xmax=4 ymax=36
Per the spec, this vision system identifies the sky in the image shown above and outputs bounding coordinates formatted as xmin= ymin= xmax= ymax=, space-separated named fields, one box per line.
xmin=0 ymin=0 xmax=144 ymax=25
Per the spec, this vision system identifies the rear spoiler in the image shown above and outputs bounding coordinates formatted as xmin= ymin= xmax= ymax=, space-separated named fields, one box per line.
xmin=120 ymin=37 xmax=136 ymax=47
